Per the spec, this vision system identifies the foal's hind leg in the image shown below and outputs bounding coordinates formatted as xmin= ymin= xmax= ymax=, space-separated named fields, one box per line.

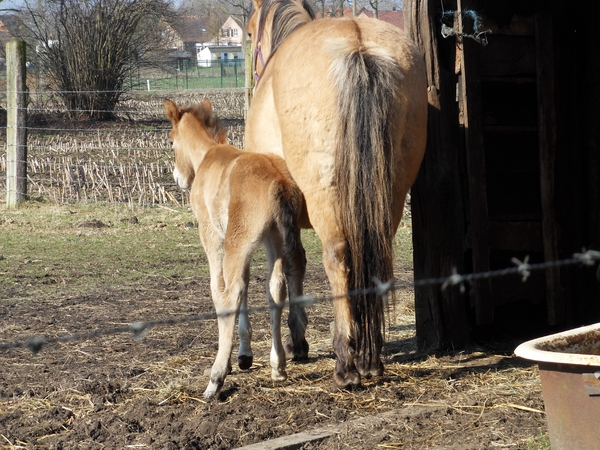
xmin=204 ymin=245 xmax=254 ymax=399
xmin=264 ymin=238 xmax=288 ymax=381
xmin=284 ymin=234 xmax=309 ymax=361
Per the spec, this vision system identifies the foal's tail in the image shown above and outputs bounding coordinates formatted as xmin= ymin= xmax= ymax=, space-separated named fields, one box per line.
xmin=327 ymin=35 xmax=404 ymax=373
xmin=273 ymin=181 xmax=304 ymax=266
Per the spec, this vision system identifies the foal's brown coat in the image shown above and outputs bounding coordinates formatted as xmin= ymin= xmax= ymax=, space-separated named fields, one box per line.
xmin=165 ymin=98 xmax=307 ymax=399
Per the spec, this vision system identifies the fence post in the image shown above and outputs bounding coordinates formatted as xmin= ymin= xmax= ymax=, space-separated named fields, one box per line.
xmin=6 ymin=40 xmax=28 ymax=208
xmin=244 ymin=38 xmax=254 ymax=120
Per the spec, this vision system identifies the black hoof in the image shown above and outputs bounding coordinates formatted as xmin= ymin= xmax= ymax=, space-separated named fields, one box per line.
xmin=238 ymin=354 xmax=253 ymax=370
xmin=284 ymin=335 xmax=309 ymax=361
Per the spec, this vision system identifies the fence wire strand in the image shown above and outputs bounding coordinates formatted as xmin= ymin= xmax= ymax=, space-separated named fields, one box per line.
xmin=2 ymin=249 xmax=599 ymax=355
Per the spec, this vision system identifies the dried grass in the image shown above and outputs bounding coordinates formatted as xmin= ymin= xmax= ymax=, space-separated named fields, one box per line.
xmin=0 ymin=91 xmax=245 ymax=205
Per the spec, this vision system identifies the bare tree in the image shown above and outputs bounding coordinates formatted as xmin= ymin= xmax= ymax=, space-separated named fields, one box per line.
xmin=18 ymin=0 xmax=173 ymax=119
xmin=220 ymin=0 xmax=252 ymax=27
xmin=177 ymin=0 xmax=229 ymax=39
xmin=180 ymin=0 xmax=250 ymax=28
xmin=369 ymin=0 xmax=378 ymax=18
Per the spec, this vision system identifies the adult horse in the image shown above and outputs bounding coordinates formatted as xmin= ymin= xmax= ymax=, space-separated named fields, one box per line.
xmin=245 ymin=0 xmax=428 ymax=389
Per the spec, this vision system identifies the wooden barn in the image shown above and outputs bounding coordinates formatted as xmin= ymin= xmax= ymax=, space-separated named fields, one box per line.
xmin=404 ymin=0 xmax=600 ymax=350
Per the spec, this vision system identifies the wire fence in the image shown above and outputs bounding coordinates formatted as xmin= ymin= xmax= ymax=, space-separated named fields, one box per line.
xmin=2 ymin=249 xmax=599 ymax=355
xmin=0 ymin=59 xmax=248 ymax=92
xmin=1 ymin=88 xmax=246 ymax=206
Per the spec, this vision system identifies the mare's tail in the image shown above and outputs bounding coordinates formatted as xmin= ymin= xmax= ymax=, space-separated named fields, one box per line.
xmin=327 ymin=35 xmax=403 ymax=373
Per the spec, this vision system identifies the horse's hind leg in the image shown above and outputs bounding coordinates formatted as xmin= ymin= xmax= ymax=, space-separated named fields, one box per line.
xmin=237 ymin=265 xmax=253 ymax=370
xmin=321 ymin=234 xmax=361 ymax=389
xmin=284 ymin=234 xmax=309 ymax=361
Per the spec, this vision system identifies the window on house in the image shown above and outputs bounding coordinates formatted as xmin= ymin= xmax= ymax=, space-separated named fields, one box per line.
xmin=222 ymin=29 xmax=229 ymax=37
xmin=232 ymin=29 xmax=238 ymax=37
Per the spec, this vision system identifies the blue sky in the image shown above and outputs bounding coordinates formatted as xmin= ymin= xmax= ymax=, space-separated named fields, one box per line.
xmin=1 ymin=0 xmax=26 ymax=12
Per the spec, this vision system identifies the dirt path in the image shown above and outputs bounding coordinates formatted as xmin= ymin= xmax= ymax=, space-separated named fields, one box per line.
xmin=0 ymin=265 xmax=547 ymax=449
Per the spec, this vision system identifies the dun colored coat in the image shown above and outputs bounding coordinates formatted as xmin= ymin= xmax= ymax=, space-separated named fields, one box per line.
xmin=165 ymin=98 xmax=307 ymax=399
xmin=246 ymin=0 xmax=428 ymax=388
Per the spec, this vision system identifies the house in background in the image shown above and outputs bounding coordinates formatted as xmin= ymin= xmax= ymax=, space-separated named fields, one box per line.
xmin=163 ymin=15 xmax=210 ymax=67
xmin=197 ymin=16 xmax=244 ymax=67
xmin=0 ymin=15 xmax=21 ymax=64
xmin=178 ymin=15 xmax=209 ymax=62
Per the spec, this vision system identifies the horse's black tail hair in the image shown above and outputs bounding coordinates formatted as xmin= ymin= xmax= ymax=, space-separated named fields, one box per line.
xmin=328 ymin=32 xmax=403 ymax=374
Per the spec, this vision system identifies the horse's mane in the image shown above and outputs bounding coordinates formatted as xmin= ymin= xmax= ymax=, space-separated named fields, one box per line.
xmin=259 ymin=0 xmax=315 ymax=57
xmin=182 ymin=103 xmax=227 ymax=144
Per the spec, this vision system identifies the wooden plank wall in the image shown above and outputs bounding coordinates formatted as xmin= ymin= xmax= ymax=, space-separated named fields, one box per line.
xmin=407 ymin=0 xmax=600 ymax=350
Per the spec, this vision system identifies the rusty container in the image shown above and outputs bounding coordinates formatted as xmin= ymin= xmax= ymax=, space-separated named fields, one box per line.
xmin=514 ymin=323 xmax=600 ymax=450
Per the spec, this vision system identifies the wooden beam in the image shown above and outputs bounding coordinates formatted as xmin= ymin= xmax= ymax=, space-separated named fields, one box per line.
xmin=458 ymin=0 xmax=494 ymax=325
xmin=405 ymin=0 xmax=470 ymax=351
xmin=535 ymin=10 xmax=564 ymax=325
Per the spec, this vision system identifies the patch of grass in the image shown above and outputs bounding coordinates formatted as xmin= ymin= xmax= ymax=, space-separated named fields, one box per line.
xmin=524 ymin=431 xmax=551 ymax=449
xmin=395 ymin=220 xmax=414 ymax=268
xmin=0 ymin=201 xmax=413 ymax=302
xmin=0 ymin=201 xmax=206 ymax=300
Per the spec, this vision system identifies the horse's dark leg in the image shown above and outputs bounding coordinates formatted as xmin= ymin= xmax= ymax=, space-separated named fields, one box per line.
xmin=322 ymin=238 xmax=361 ymax=389
xmin=237 ymin=265 xmax=253 ymax=370
xmin=284 ymin=241 xmax=309 ymax=361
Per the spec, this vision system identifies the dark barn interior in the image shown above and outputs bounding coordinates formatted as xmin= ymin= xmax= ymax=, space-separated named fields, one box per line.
xmin=404 ymin=0 xmax=600 ymax=350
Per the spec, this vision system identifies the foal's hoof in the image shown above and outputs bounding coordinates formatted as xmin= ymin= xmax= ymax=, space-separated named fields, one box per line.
xmin=238 ymin=354 xmax=253 ymax=370
xmin=271 ymin=368 xmax=288 ymax=382
xmin=284 ymin=335 xmax=309 ymax=361
xmin=203 ymin=381 xmax=222 ymax=400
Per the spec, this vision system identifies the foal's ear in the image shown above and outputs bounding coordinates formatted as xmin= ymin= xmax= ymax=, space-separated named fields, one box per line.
xmin=201 ymin=97 xmax=213 ymax=116
xmin=216 ymin=128 xmax=228 ymax=144
xmin=164 ymin=99 xmax=181 ymax=124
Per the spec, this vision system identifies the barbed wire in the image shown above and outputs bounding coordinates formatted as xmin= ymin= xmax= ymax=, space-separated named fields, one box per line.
xmin=3 ymin=88 xmax=245 ymax=96
xmin=439 ymin=2 xmax=491 ymax=46
xmin=3 ymin=126 xmax=171 ymax=133
xmin=2 ymin=249 xmax=599 ymax=355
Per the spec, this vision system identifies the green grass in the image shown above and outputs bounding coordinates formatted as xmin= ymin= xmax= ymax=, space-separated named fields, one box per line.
xmin=147 ymin=76 xmax=244 ymax=90
xmin=524 ymin=431 xmax=551 ymax=449
xmin=0 ymin=201 xmax=205 ymax=300
xmin=0 ymin=201 xmax=413 ymax=301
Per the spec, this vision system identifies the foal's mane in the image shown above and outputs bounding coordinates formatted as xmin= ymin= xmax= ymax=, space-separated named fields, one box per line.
xmin=259 ymin=0 xmax=315 ymax=57
xmin=182 ymin=103 xmax=227 ymax=144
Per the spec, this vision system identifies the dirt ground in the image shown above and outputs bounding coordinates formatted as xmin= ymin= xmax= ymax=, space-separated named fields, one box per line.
xmin=1 ymin=106 xmax=548 ymax=449
xmin=0 ymin=261 xmax=547 ymax=449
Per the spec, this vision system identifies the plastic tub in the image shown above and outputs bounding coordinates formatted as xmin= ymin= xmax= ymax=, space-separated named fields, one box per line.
xmin=514 ymin=323 xmax=600 ymax=450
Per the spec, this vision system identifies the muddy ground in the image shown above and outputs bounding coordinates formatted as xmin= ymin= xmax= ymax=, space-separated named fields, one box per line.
xmin=0 ymin=263 xmax=547 ymax=449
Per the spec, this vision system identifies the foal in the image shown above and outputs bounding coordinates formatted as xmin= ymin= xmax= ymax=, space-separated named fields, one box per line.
xmin=165 ymin=98 xmax=307 ymax=399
